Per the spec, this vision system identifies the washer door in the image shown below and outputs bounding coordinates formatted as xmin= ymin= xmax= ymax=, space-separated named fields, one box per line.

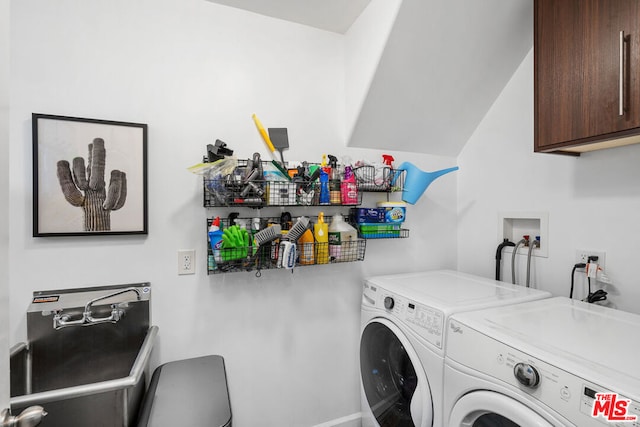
xmin=360 ymin=318 xmax=433 ymax=427
xmin=448 ymin=391 xmax=554 ymax=427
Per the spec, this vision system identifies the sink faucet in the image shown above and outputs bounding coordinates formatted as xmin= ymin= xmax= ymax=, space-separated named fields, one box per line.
xmin=53 ymin=287 xmax=141 ymax=330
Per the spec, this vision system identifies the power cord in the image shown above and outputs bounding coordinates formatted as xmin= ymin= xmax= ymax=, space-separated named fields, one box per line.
xmin=587 ymin=255 xmax=598 ymax=297
xmin=570 ymin=263 xmax=586 ymax=299
xmin=585 ymin=255 xmax=607 ymax=303
xmin=570 ymin=256 xmax=608 ymax=303
xmin=586 ymin=289 xmax=608 ymax=303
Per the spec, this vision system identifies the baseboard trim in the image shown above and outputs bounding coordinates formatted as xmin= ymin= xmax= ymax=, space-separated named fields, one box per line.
xmin=311 ymin=412 xmax=362 ymax=427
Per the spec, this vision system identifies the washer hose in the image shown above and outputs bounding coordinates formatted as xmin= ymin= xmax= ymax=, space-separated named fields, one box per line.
xmin=495 ymin=239 xmax=515 ymax=281
xmin=526 ymin=238 xmax=540 ymax=288
xmin=511 ymin=239 xmax=527 ymax=285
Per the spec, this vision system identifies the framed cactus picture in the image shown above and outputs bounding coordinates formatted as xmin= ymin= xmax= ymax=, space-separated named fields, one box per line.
xmin=32 ymin=113 xmax=148 ymax=236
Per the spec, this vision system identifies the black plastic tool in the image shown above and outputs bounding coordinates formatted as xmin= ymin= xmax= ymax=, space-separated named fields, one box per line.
xmin=268 ymin=128 xmax=289 ymax=167
xmin=206 ymin=139 xmax=234 ymax=162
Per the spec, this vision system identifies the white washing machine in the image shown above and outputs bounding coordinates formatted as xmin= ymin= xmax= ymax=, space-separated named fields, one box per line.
xmin=444 ymin=296 xmax=640 ymax=427
xmin=359 ymin=270 xmax=551 ymax=427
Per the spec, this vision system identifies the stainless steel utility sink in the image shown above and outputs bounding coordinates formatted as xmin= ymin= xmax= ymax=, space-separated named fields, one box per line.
xmin=10 ymin=283 xmax=157 ymax=427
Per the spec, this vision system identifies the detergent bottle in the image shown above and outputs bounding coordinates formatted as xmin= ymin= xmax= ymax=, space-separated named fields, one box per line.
xmin=208 ymin=217 xmax=223 ymax=264
xmin=328 ymin=214 xmax=358 ymax=262
xmin=298 ymin=229 xmax=315 ymax=265
xmin=341 ymin=165 xmax=358 ymax=205
xmin=314 ymin=212 xmax=329 ymax=264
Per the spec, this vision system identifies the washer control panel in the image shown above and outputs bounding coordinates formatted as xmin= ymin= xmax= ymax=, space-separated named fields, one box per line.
xmin=362 ymin=282 xmax=444 ymax=348
xmin=447 ymin=319 xmax=640 ymax=427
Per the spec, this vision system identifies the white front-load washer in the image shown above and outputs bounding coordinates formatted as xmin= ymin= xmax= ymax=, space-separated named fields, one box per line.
xmin=444 ymin=297 xmax=640 ymax=427
xmin=360 ymin=270 xmax=551 ymax=427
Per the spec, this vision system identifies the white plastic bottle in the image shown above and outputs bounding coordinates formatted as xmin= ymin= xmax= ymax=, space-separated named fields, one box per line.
xmin=328 ymin=214 xmax=358 ymax=261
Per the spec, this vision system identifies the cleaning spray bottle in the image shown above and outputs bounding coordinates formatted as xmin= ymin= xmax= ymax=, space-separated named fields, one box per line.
xmin=341 ymin=165 xmax=358 ymax=205
xmin=208 ymin=217 xmax=223 ymax=264
xmin=314 ymin=212 xmax=329 ymax=264
xmin=319 ymin=170 xmax=330 ymax=205
xmin=328 ymin=214 xmax=357 ymax=261
xmin=382 ymin=154 xmax=395 ymax=188
xmin=382 ymin=154 xmax=394 ymax=168
xmin=328 ymin=154 xmax=341 ymax=205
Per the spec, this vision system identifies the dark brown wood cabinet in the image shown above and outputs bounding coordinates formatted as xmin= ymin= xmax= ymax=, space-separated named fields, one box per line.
xmin=534 ymin=0 xmax=640 ymax=154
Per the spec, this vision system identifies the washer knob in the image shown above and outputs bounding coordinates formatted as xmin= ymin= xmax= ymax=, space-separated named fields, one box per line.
xmin=514 ymin=362 xmax=540 ymax=388
xmin=384 ymin=296 xmax=394 ymax=310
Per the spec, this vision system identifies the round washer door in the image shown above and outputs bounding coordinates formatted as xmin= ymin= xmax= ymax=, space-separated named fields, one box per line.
xmin=448 ymin=391 xmax=554 ymax=427
xmin=360 ymin=318 xmax=433 ymax=427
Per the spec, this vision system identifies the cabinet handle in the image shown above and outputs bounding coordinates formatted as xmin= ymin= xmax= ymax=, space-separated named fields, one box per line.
xmin=620 ymin=30 xmax=625 ymax=116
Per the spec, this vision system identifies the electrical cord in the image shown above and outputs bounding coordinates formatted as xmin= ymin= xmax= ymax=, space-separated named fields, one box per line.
xmin=571 ymin=256 xmax=608 ymax=303
xmin=570 ymin=263 xmax=586 ymax=299
xmin=584 ymin=255 xmax=607 ymax=303
xmin=587 ymin=289 xmax=608 ymax=303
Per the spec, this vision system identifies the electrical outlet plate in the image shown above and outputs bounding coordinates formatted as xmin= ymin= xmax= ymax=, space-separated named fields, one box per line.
xmin=178 ymin=249 xmax=196 ymax=275
xmin=575 ymin=249 xmax=605 ymax=270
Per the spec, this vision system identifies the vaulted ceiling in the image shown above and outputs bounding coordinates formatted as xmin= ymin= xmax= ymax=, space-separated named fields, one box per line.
xmin=205 ymin=0 xmax=372 ymax=34
xmin=205 ymin=0 xmax=533 ymax=156
xmin=349 ymin=0 xmax=533 ymax=156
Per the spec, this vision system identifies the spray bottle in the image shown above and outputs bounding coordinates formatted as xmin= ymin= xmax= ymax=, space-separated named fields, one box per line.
xmin=208 ymin=217 xmax=223 ymax=264
xmin=341 ymin=165 xmax=358 ymax=205
xmin=327 ymin=154 xmax=341 ymax=205
xmin=319 ymin=170 xmax=330 ymax=205
xmin=382 ymin=154 xmax=395 ymax=188
xmin=314 ymin=212 xmax=329 ymax=264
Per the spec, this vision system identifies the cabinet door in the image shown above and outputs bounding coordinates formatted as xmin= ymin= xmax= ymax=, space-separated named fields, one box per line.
xmin=535 ymin=0 xmax=640 ymax=152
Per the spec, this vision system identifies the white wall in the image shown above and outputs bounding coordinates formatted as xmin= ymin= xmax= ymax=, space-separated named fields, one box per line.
xmin=344 ymin=0 xmax=401 ymax=141
xmin=458 ymin=48 xmax=640 ymax=315
xmin=9 ymin=0 xmax=458 ymax=425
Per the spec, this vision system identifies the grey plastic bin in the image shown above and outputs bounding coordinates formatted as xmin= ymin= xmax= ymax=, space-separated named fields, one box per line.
xmin=137 ymin=355 xmax=231 ymax=427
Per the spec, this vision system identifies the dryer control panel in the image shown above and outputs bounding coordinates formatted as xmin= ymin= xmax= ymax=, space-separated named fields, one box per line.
xmin=447 ymin=319 xmax=640 ymax=427
xmin=370 ymin=285 xmax=444 ymax=349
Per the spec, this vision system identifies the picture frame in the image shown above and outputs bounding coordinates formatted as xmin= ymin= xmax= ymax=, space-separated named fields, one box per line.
xmin=32 ymin=113 xmax=148 ymax=237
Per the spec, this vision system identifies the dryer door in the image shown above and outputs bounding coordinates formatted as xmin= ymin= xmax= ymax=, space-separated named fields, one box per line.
xmin=448 ymin=391 xmax=554 ymax=427
xmin=360 ymin=318 xmax=433 ymax=427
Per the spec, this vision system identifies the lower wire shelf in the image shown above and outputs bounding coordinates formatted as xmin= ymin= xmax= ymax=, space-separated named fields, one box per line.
xmin=207 ymin=240 xmax=366 ymax=275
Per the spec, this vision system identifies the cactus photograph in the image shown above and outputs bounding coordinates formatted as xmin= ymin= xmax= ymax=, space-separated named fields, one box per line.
xmin=32 ymin=114 xmax=148 ymax=236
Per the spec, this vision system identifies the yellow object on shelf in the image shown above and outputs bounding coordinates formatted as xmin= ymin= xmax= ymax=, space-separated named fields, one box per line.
xmin=252 ymin=113 xmax=276 ymax=153
xmin=314 ymin=212 xmax=329 ymax=264
xmin=299 ymin=229 xmax=315 ymax=265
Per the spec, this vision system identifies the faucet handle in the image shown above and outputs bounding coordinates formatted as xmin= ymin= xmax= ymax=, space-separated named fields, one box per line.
xmin=52 ymin=309 xmax=84 ymax=330
xmin=110 ymin=304 xmax=126 ymax=322
xmin=1 ymin=406 xmax=47 ymax=427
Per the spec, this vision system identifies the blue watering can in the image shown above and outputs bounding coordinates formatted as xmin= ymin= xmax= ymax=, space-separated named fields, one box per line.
xmin=392 ymin=162 xmax=459 ymax=205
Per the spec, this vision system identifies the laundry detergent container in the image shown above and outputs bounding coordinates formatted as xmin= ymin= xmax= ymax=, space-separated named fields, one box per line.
xmin=136 ymin=355 xmax=231 ymax=427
